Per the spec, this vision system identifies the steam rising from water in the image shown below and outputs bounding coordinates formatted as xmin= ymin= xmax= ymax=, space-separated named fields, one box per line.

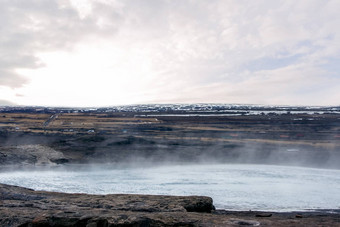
xmin=1 ymin=164 xmax=340 ymax=211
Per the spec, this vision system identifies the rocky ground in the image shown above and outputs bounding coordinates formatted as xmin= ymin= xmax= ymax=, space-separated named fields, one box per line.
xmin=1 ymin=107 xmax=340 ymax=226
xmin=0 ymin=109 xmax=339 ymax=169
xmin=1 ymin=183 xmax=339 ymax=226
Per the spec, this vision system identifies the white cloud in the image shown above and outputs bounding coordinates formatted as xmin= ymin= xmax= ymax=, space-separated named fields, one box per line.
xmin=0 ymin=0 xmax=339 ymax=106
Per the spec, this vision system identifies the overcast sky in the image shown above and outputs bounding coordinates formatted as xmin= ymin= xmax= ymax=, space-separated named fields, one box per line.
xmin=0 ymin=0 xmax=339 ymax=107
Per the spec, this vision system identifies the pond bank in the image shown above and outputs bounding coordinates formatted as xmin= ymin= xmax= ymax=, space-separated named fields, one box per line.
xmin=1 ymin=183 xmax=339 ymax=226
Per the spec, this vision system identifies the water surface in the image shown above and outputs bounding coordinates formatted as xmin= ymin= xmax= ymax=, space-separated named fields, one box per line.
xmin=1 ymin=164 xmax=339 ymax=211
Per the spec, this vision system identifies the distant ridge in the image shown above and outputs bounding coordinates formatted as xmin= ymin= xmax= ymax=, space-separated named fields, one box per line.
xmin=1 ymin=104 xmax=339 ymax=116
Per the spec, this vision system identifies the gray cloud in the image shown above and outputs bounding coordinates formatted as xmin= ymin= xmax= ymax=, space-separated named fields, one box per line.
xmin=0 ymin=99 xmax=16 ymax=106
xmin=0 ymin=0 xmax=121 ymax=88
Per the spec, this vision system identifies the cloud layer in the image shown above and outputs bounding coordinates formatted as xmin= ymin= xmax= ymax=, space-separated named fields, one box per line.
xmin=0 ymin=0 xmax=339 ymax=106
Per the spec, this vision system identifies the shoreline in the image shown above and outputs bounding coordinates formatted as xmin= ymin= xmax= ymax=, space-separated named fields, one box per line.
xmin=1 ymin=183 xmax=340 ymax=226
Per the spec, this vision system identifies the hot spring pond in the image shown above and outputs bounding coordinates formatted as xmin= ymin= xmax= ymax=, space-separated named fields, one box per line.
xmin=1 ymin=164 xmax=340 ymax=212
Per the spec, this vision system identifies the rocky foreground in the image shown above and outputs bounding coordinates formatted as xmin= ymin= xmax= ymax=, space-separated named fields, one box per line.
xmin=0 ymin=184 xmax=339 ymax=226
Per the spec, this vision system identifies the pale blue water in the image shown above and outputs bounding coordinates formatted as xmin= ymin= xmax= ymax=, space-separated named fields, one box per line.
xmin=1 ymin=164 xmax=340 ymax=211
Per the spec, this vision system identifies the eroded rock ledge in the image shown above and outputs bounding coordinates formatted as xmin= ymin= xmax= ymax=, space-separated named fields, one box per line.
xmin=0 ymin=184 xmax=339 ymax=227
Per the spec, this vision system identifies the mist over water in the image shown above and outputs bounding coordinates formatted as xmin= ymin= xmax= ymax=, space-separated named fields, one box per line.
xmin=1 ymin=163 xmax=340 ymax=212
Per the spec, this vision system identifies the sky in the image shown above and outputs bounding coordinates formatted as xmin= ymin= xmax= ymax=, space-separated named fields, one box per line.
xmin=0 ymin=0 xmax=339 ymax=107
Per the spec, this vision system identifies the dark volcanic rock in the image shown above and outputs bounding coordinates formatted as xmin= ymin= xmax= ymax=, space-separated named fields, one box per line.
xmin=1 ymin=184 xmax=339 ymax=227
xmin=0 ymin=145 xmax=67 ymax=167
xmin=0 ymin=183 xmax=216 ymax=226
